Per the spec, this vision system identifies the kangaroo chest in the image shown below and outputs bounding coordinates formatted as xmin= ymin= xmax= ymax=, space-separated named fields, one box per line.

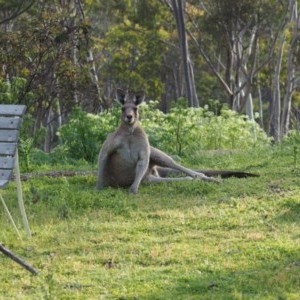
xmin=104 ymin=129 xmax=149 ymax=187
xmin=116 ymin=134 xmax=146 ymax=163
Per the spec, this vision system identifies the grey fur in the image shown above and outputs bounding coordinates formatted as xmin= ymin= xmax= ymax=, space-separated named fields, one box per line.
xmin=97 ymin=89 xmax=220 ymax=194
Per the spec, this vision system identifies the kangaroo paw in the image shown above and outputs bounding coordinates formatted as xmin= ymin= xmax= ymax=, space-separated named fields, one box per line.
xmin=194 ymin=172 xmax=222 ymax=183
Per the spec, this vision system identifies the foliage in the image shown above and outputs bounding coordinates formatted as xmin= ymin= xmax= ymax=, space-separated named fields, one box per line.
xmin=57 ymin=106 xmax=120 ymax=163
xmin=1 ymin=145 xmax=300 ymax=299
xmin=142 ymin=102 xmax=270 ymax=156
xmin=0 ymin=77 xmax=34 ymax=104
xmin=98 ymin=0 xmax=170 ymax=99
xmin=280 ymin=130 xmax=300 ymax=168
xmin=1 ymin=0 xmax=299 ymax=150
xmin=57 ymin=102 xmax=270 ymax=163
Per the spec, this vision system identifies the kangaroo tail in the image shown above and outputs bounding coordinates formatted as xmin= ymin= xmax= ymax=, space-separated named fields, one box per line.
xmin=156 ymin=167 xmax=259 ymax=179
xmin=198 ymin=170 xmax=259 ymax=178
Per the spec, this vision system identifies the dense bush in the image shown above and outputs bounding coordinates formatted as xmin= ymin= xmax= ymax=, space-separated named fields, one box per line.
xmin=140 ymin=102 xmax=271 ymax=156
xmin=57 ymin=102 xmax=271 ymax=163
xmin=57 ymin=106 xmax=120 ymax=162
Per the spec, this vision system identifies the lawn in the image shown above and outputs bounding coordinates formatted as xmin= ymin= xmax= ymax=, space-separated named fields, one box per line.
xmin=0 ymin=146 xmax=299 ymax=299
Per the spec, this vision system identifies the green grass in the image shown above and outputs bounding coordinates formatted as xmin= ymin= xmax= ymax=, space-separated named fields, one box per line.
xmin=0 ymin=145 xmax=300 ymax=299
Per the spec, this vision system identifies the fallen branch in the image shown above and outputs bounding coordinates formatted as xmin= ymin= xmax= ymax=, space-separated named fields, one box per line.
xmin=16 ymin=170 xmax=97 ymax=181
xmin=0 ymin=244 xmax=39 ymax=275
xmin=14 ymin=169 xmax=259 ymax=181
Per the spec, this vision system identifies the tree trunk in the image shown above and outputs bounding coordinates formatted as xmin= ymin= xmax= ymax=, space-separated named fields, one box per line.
xmin=269 ymin=34 xmax=285 ymax=142
xmin=170 ymin=0 xmax=199 ymax=107
xmin=281 ymin=0 xmax=299 ymax=138
xmin=281 ymin=47 xmax=294 ymax=137
xmin=74 ymin=0 xmax=103 ymax=111
xmin=257 ymin=82 xmax=264 ymax=130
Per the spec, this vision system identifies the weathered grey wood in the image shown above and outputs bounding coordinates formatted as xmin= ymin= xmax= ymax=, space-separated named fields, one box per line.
xmin=0 ymin=105 xmax=26 ymax=116
xmin=0 ymin=180 xmax=10 ymax=188
xmin=0 ymin=117 xmax=22 ymax=129
xmin=0 ymin=106 xmax=22 ymax=188
xmin=0 ymin=170 xmax=13 ymax=188
xmin=0 ymin=143 xmax=17 ymax=156
xmin=0 ymin=131 xmax=19 ymax=142
xmin=0 ymin=104 xmax=31 ymax=238
xmin=0 ymin=169 xmax=13 ymax=180
xmin=0 ymin=157 xmax=15 ymax=169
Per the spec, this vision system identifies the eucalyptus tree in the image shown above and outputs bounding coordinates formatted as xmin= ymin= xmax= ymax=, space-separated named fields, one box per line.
xmin=191 ymin=0 xmax=269 ymax=116
xmin=87 ymin=0 xmax=171 ymax=103
xmin=163 ymin=0 xmax=199 ymax=107
xmin=279 ymin=0 xmax=300 ymax=139
xmin=74 ymin=0 xmax=103 ymax=110
xmin=181 ymin=0 xmax=300 ymax=141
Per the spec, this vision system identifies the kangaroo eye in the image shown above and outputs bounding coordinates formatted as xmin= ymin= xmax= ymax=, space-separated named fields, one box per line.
xmin=122 ymin=107 xmax=126 ymax=112
xmin=133 ymin=107 xmax=137 ymax=112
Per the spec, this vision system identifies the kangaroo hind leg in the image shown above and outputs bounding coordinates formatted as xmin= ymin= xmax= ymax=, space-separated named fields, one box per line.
xmin=149 ymin=147 xmax=220 ymax=183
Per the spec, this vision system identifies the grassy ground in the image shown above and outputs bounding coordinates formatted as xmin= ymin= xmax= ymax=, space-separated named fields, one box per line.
xmin=0 ymin=145 xmax=299 ymax=299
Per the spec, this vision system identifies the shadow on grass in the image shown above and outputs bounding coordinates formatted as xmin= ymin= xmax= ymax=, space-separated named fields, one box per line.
xmin=145 ymin=249 xmax=300 ymax=300
xmin=274 ymin=198 xmax=300 ymax=224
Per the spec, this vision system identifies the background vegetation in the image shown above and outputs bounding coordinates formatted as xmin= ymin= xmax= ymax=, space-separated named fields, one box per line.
xmin=1 ymin=0 xmax=300 ymax=151
xmin=55 ymin=102 xmax=269 ymax=164
xmin=0 ymin=1 xmax=300 ymax=299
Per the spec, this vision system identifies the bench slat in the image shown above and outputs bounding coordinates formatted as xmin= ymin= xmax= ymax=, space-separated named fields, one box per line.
xmin=0 ymin=130 xmax=19 ymax=142
xmin=0 ymin=117 xmax=22 ymax=129
xmin=0 ymin=169 xmax=13 ymax=188
xmin=0 ymin=143 xmax=17 ymax=155
xmin=0 ymin=105 xmax=26 ymax=117
xmin=0 ymin=157 xmax=15 ymax=169
xmin=0 ymin=169 xmax=13 ymax=180
xmin=0 ymin=179 xmax=10 ymax=188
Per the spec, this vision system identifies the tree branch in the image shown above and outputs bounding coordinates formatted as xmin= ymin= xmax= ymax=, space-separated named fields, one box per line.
xmin=0 ymin=0 xmax=36 ymax=25
xmin=0 ymin=244 xmax=39 ymax=275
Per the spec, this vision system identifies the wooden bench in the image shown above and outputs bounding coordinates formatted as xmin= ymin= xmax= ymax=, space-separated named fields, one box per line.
xmin=0 ymin=105 xmax=31 ymax=238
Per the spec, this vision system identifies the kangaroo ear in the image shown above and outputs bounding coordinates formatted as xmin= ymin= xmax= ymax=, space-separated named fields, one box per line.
xmin=134 ymin=91 xmax=145 ymax=106
xmin=116 ymin=89 xmax=126 ymax=105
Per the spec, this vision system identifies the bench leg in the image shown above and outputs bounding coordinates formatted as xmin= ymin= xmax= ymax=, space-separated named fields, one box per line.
xmin=15 ymin=151 xmax=31 ymax=238
xmin=0 ymin=193 xmax=22 ymax=240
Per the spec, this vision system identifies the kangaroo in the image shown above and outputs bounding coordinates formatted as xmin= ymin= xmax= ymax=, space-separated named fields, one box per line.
xmin=96 ymin=89 xmax=225 ymax=194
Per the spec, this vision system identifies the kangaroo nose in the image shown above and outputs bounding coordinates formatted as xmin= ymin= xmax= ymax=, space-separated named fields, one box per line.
xmin=127 ymin=115 xmax=133 ymax=120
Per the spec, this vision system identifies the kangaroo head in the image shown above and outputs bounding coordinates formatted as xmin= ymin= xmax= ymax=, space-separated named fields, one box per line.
xmin=116 ymin=89 xmax=145 ymax=126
